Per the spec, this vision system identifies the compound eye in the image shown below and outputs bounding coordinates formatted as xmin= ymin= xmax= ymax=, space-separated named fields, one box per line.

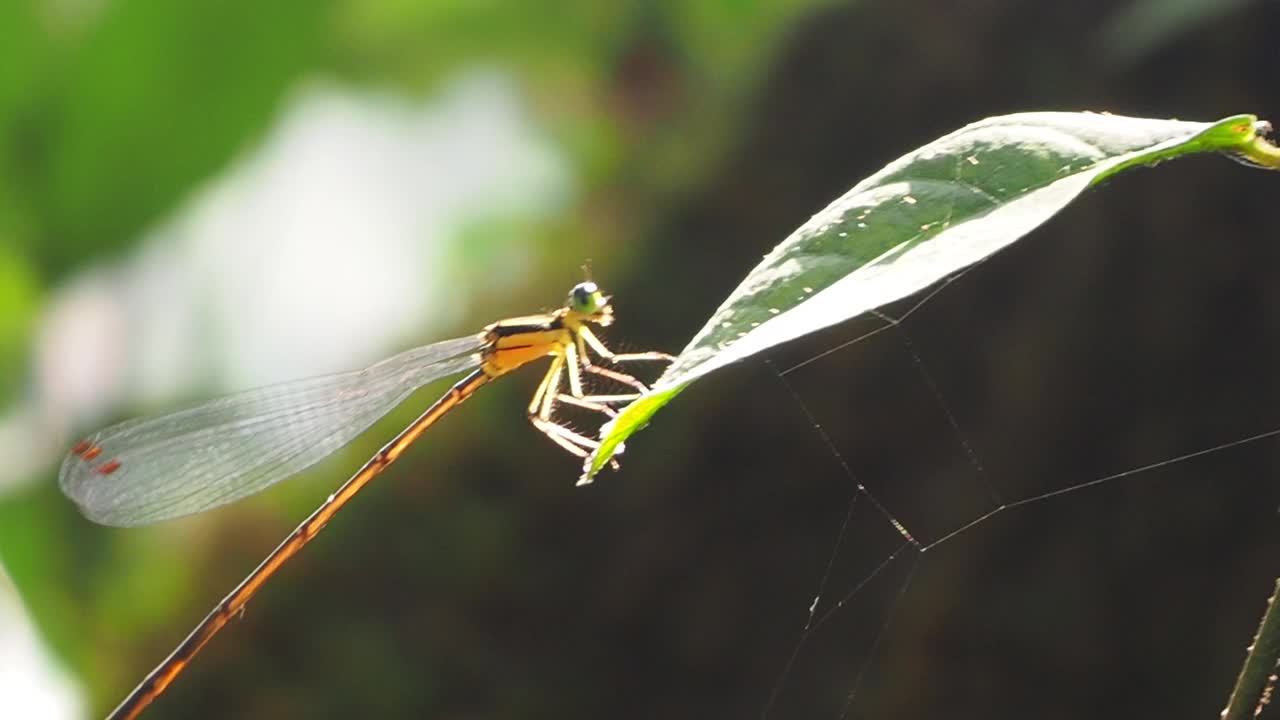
xmin=570 ymin=281 xmax=600 ymax=311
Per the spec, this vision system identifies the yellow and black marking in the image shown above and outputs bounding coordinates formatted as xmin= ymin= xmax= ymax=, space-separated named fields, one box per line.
xmin=481 ymin=282 xmax=671 ymax=459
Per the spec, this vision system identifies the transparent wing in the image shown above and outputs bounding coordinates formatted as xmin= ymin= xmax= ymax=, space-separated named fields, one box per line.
xmin=59 ymin=334 xmax=486 ymax=527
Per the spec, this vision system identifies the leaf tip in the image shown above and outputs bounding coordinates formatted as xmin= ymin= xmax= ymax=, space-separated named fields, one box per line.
xmin=1222 ymin=116 xmax=1280 ymax=171
xmin=577 ymin=384 xmax=685 ymax=485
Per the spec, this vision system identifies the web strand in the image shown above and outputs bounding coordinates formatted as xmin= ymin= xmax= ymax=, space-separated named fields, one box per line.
xmin=761 ymin=361 xmax=922 ymax=719
xmin=758 ymin=267 xmax=1280 ymax=717
xmin=766 ymin=360 xmax=919 ymax=549
xmin=778 ymin=263 xmax=982 ymax=376
xmin=836 ymin=557 xmax=919 ymax=720
xmin=923 ymin=425 xmax=1280 ymax=550
xmin=867 ymin=308 xmax=1004 ymax=508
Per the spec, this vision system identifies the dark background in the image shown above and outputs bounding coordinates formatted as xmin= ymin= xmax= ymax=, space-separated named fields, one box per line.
xmin=2 ymin=1 xmax=1278 ymax=718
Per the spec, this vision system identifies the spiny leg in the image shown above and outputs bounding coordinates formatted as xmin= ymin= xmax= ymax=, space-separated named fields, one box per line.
xmin=579 ymin=327 xmax=674 ymax=365
xmin=553 ymin=391 xmax=647 ymax=414
xmin=575 ymin=328 xmax=674 ymax=394
xmin=554 ymin=393 xmax=620 ymax=418
xmin=583 ymin=364 xmax=650 ymax=393
xmin=542 ymin=345 xmax=605 ymax=451
xmin=554 ymin=341 xmax=642 ymax=417
xmin=527 ymin=348 xmax=620 ymax=467
xmin=563 ymin=341 xmax=587 ymax=398
xmin=527 ymin=352 xmax=580 ymax=450
xmin=533 ymin=403 xmax=623 ymax=470
xmin=526 ymin=350 xmax=564 ymax=420
xmin=528 ymin=357 xmax=590 ymax=456
xmin=533 ymin=346 xmax=622 ymax=468
xmin=535 ymin=420 xmax=602 ymax=455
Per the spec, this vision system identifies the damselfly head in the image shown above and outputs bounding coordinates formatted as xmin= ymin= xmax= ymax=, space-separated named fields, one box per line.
xmin=569 ymin=281 xmax=614 ymax=325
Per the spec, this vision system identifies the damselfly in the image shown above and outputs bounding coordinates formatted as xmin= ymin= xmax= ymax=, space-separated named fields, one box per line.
xmin=60 ymin=281 xmax=671 ymax=720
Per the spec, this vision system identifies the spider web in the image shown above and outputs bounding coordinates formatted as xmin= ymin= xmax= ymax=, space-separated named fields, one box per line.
xmin=747 ymin=261 xmax=1280 ymax=719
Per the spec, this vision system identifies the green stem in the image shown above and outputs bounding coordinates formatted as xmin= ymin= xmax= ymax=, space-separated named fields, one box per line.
xmin=1222 ymin=578 xmax=1280 ymax=720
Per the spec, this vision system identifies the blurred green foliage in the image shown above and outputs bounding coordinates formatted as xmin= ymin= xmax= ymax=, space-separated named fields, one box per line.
xmin=0 ymin=0 xmax=813 ymax=402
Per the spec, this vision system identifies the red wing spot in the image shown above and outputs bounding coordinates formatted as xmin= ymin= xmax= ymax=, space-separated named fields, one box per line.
xmin=96 ymin=459 xmax=122 ymax=475
xmin=71 ymin=440 xmax=91 ymax=456
xmin=82 ymin=445 xmax=103 ymax=461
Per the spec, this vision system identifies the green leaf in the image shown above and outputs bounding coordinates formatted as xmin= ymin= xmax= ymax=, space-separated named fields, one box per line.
xmin=581 ymin=112 xmax=1275 ymax=482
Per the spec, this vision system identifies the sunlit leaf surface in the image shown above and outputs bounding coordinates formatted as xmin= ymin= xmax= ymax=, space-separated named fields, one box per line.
xmin=584 ymin=113 xmax=1269 ymax=481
